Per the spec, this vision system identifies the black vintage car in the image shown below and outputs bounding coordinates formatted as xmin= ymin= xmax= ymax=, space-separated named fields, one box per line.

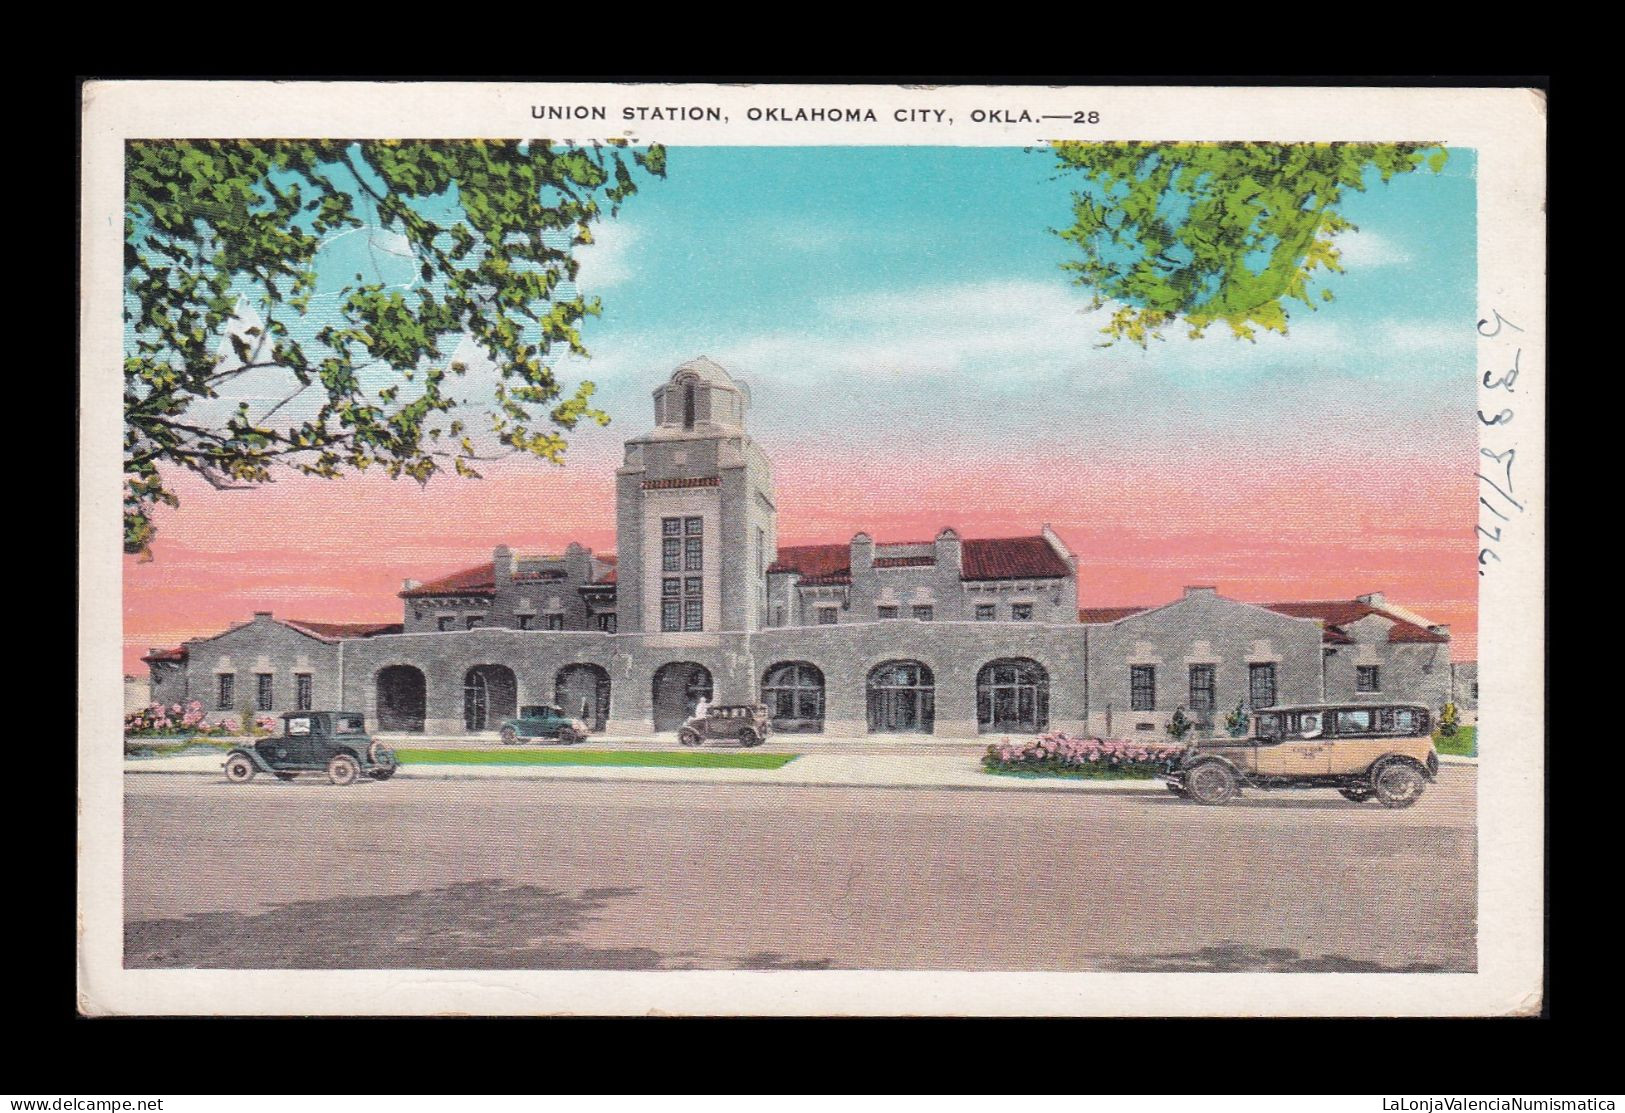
xmin=223 ymin=711 xmax=398 ymax=786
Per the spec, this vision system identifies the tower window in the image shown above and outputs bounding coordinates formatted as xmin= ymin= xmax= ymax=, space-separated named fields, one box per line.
xmin=683 ymin=382 xmax=695 ymax=429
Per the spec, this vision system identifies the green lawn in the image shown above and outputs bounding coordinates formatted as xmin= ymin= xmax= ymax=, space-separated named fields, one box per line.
xmin=393 ymin=748 xmax=800 ymax=770
xmin=1434 ymin=725 xmax=1477 ymax=758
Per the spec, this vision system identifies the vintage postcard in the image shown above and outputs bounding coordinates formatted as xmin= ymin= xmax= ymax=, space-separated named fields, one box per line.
xmin=78 ymin=80 xmax=1546 ymax=1016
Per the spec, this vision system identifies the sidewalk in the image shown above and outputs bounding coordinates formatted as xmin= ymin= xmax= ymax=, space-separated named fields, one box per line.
xmin=123 ymin=751 xmax=1171 ymax=794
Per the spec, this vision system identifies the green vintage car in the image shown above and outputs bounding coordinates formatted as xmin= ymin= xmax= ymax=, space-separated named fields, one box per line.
xmin=499 ymin=704 xmax=590 ymax=745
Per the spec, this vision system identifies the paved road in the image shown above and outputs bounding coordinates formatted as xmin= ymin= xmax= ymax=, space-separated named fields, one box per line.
xmin=124 ymin=768 xmax=1476 ymax=972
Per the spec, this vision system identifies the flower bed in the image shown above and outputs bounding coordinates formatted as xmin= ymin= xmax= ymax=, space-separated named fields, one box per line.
xmin=982 ymin=733 xmax=1186 ymax=780
xmin=125 ymin=702 xmax=277 ymax=739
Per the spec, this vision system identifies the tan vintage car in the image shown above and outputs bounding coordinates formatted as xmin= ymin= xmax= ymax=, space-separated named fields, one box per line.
xmin=1158 ymin=703 xmax=1439 ymax=807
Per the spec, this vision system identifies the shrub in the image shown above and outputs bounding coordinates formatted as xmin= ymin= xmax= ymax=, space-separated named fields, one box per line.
xmin=1223 ymin=700 xmax=1250 ymax=738
xmin=983 ymin=732 xmax=1186 ymax=779
xmin=1166 ymin=707 xmax=1194 ymax=742
xmin=1438 ymin=702 xmax=1460 ymax=738
xmin=124 ymin=701 xmax=227 ymax=738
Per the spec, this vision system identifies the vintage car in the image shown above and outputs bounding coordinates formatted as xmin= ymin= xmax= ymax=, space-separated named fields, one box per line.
xmin=223 ymin=711 xmax=398 ymax=786
xmin=499 ymin=704 xmax=590 ymax=745
xmin=677 ymin=704 xmax=772 ymax=748
xmin=1158 ymin=703 xmax=1439 ymax=807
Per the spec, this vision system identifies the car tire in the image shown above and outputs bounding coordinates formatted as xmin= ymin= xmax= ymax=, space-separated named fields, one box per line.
xmin=274 ymin=772 xmax=298 ymax=782
xmin=678 ymin=729 xmax=702 ymax=747
xmin=500 ymin=727 xmax=519 ymax=746
xmin=1338 ymin=787 xmax=1373 ymax=803
xmin=737 ymin=728 xmax=761 ymax=748
xmin=559 ymin=730 xmax=582 ymax=745
xmin=327 ymin=753 xmax=361 ymax=786
xmin=224 ymin=753 xmax=256 ymax=784
xmin=1371 ymin=760 xmax=1426 ymax=809
xmin=1184 ymin=761 xmax=1239 ymax=806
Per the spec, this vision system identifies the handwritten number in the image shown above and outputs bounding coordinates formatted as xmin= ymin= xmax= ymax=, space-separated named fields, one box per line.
xmin=1478 ymin=408 xmax=1514 ymax=427
xmin=1477 ymin=310 xmax=1524 ymax=337
xmin=1482 ymin=348 xmax=1521 ymax=392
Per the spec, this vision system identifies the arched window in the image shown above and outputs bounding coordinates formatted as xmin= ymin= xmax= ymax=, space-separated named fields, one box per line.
xmin=867 ymin=660 xmax=935 ymax=734
xmin=652 ymin=661 xmax=713 ymax=733
xmin=463 ymin=670 xmax=487 ymax=731
xmin=463 ymin=665 xmax=518 ymax=732
xmin=683 ymin=381 xmax=696 ymax=429
xmin=977 ymin=658 xmax=1049 ymax=734
xmin=762 ymin=662 xmax=825 ymax=733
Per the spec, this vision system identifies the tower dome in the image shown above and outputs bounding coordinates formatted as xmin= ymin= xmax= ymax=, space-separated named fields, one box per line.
xmin=652 ymin=356 xmax=750 ymax=434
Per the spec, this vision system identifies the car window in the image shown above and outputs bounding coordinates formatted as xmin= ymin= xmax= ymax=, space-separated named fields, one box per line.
xmin=1255 ymin=712 xmax=1282 ymax=740
xmin=1392 ymin=708 xmax=1423 ymax=734
xmin=286 ymin=717 xmax=312 ymax=736
xmin=334 ymin=716 xmax=364 ymax=734
xmin=1335 ymin=709 xmax=1374 ymax=735
xmin=1293 ymin=712 xmax=1323 ymax=739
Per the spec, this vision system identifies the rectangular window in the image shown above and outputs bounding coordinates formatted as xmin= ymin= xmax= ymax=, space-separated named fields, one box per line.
xmin=1131 ymin=666 xmax=1156 ymax=711
xmin=216 ymin=673 xmax=235 ymax=710
xmin=683 ymin=598 xmax=703 ymax=631
xmin=662 ymin=517 xmax=681 ymax=536
xmin=912 ymin=605 xmax=934 ymax=622
xmin=256 ymin=673 xmax=274 ymax=712
xmin=878 ymin=605 xmax=899 ymax=620
xmin=465 ymin=615 xmax=484 ymax=630
xmin=436 ymin=616 xmax=454 ymax=631
xmin=684 ymin=537 xmax=703 ymax=571
xmin=1011 ymin=603 xmax=1033 ymax=621
xmin=685 ymin=516 xmax=703 ymax=535
xmin=662 ymin=537 xmax=681 ymax=572
xmin=663 ymin=577 xmax=680 ymax=596
xmin=517 ymin=614 xmax=534 ymax=630
xmin=1335 ymin=709 xmax=1375 ymax=735
xmin=817 ymin=606 xmax=838 ymax=625
xmin=1189 ymin=665 xmax=1215 ymax=712
xmin=974 ymin=604 xmax=995 ymax=621
xmin=597 ymin=614 xmax=617 ymax=633
xmin=295 ymin=673 xmax=313 ymax=711
xmin=1356 ymin=665 xmax=1381 ymax=692
xmin=661 ymin=599 xmax=681 ymax=632
xmin=772 ymin=606 xmax=785 ymax=627
xmin=545 ymin=614 xmax=564 ymax=631
xmin=1249 ymin=663 xmax=1277 ymax=709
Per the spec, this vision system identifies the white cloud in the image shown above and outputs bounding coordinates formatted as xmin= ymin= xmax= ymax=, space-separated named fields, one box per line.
xmin=575 ymin=221 xmax=640 ymax=289
xmin=1330 ymin=230 xmax=1412 ymax=268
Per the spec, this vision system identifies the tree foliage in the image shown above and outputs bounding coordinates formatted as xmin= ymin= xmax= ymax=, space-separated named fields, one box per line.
xmin=1050 ymin=142 xmax=1446 ymax=346
xmin=123 ymin=139 xmax=666 ymax=556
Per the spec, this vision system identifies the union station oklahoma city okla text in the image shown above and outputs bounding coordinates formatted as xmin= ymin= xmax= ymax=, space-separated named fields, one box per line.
xmin=145 ymin=359 xmax=1478 ymax=739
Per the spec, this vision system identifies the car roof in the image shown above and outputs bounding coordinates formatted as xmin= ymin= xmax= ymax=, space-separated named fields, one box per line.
xmin=1260 ymin=703 xmax=1429 ymax=713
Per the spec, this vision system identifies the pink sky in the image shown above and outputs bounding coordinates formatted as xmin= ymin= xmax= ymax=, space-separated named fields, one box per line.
xmin=123 ymin=441 xmax=1478 ymax=675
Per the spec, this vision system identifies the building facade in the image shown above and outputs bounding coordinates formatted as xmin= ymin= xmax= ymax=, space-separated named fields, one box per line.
xmin=146 ymin=358 xmax=1468 ymax=739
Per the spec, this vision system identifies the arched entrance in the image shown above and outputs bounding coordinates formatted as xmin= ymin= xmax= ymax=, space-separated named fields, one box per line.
xmin=977 ymin=658 xmax=1050 ymax=734
xmin=652 ymin=662 xmax=713 ymax=732
xmin=867 ymin=660 xmax=934 ymax=734
xmin=463 ymin=664 xmax=517 ymax=732
xmin=762 ymin=661 xmax=825 ymax=733
xmin=376 ymin=665 xmax=426 ymax=732
xmin=556 ymin=664 xmax=611 ymax=731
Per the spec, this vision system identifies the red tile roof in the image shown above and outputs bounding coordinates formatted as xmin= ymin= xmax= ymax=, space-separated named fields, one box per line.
xmin=400 ymin=562 xmax=496 ymax=598
xmin=769 ymin=535 xmax=1074 ymax=584
xmin=142 ymin=647 xmax=186 ymax=663
xmin=1263 ymin=600 xmax=1449 ymax=644
xmin=768 ymin=543 xmax=852 ymax=584
xmin=285 ymin=620 xmax=405 ymax=641
xmin=961 ymin=536 xmax=1072 ymax=581
xmin=1078 ymin=606 xmax=1150 ymax=624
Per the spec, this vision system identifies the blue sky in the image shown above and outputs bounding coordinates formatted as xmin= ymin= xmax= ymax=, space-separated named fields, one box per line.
xmin=545 ymin=145 xmax=1478 ymax=455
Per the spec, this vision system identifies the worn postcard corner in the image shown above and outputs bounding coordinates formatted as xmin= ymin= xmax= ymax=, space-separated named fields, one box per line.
xmin=78 ymin=79 xmax=1546 ymax=1018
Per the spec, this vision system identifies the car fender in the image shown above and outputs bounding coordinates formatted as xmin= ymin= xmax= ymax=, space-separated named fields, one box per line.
xmin=1365 ymin=752 xmax=1433 ymax=783
xmin=1184 ymin=753 xmax=1246 ymax=780
xmin=228 ymin=747 xmax=275 ymax=773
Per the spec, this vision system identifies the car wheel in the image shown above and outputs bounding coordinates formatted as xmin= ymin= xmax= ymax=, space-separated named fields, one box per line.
xmin=559 ymin=730 xmax=582 ymax=745
xmin=274 ymin=772 xmax=298 ymax=782
xmin=327 ymin=753 xmax=361 ymax=786
xmin=1338 ymin=787 xmax=1373 ymax=803
xmin=1372 ymin=761 xmax=1425 ymax=809
xmin=678 ymin=729 xmax=702 ymax=747
xmin=1184 ymin=761 xmax=1239 ymax=806
xmin=500 ymin=727 xmax=519 ymax=745
xmin=737 ymin=728 xmax=761 ymax=748
xmin=224 ymin=753 xmax=256 ymax=784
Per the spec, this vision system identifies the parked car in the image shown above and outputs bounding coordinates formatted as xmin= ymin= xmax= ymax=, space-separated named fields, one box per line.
xmin=1158 ymin=703 xmax=1438 ymax=807
xmin=223 ymin=711 xmax=397 ymax=786
xmin=678 ymin=704 xmax=771 ymax=748
xmin=499 ymin=704 xmax=589 ymax=745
